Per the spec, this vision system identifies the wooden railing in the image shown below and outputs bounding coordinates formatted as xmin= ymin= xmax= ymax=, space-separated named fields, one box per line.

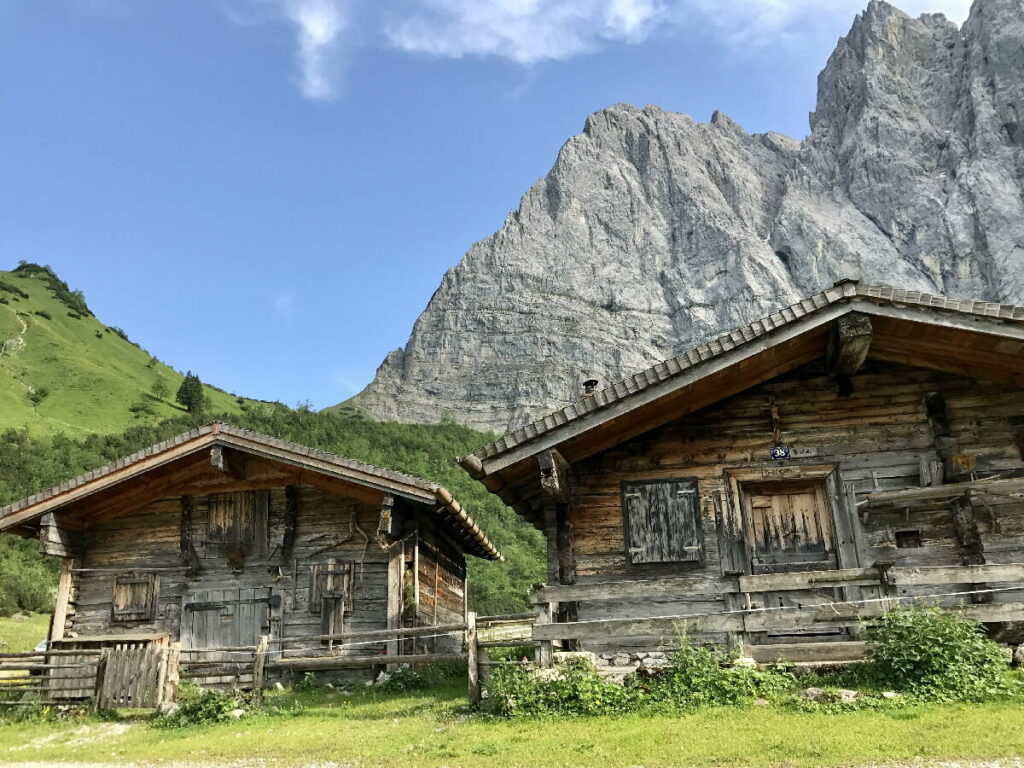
xmin=529 ymin=563 xmax=1024 ymax=664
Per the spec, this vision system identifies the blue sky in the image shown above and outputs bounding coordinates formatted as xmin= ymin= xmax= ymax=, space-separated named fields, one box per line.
xmin=0 ymin=0 xmax=972 ymax=410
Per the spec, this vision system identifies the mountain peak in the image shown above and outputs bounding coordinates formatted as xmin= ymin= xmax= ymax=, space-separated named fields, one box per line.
xmin=351 ymin=0 xmax=1024 ymax=432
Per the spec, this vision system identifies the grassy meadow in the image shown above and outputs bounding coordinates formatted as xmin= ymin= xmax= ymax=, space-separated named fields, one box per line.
xmin=0 ymin=613 xmax=49 ymax=654
xmin=1 ymin=681 xmax=1024 ymax=768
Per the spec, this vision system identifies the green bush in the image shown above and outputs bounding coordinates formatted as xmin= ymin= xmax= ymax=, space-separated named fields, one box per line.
xmin=486 ymin=658 xmax=639 ymax=717
xmin=154 ymin=684 xmax=245 ymax=727
xmin=637 ymin=637 xmax=794 ymax=708
xmin=866 ymin=605 xmax=1012 ymax=702
xmin=27 ymin=387 xmax=49 ymax=407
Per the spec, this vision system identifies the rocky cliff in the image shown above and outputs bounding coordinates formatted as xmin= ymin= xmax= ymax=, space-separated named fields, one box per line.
xmin=351 ymin=0 xmax=1024 ymax=433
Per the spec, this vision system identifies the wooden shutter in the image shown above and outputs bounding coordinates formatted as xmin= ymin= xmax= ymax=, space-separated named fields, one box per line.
xmin=206 ymin=491 xmax=269 ymax=559
xmin=622 ymin=479 xmax=703 ymax=564
xmin=111 ymin=572 xmax=159 ymax=622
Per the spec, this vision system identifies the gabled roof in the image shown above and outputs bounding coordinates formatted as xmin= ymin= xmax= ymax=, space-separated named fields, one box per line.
xmin=459 ymin=281 xmax=1024 ymax=510
xmin=0 ymin=422 xmax=501 ymax=560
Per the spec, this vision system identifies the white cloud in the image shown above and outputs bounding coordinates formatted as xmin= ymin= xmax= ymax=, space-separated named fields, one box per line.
xmin=385 ymin=0 xmax=974 ymax=63
xmin=385 ymin=0 xmax=663 ymax=64
xmin=281 ymin=0 xmax=348 ymax=99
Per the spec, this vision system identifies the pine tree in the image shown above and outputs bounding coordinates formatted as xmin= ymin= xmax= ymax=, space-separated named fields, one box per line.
xmin=175 ymin=371 xmax=206 ymax=414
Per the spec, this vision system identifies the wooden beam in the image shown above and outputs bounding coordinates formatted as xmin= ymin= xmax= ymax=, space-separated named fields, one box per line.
xmin=538 ymin=450 xmax=571 ymax=504
xmin=826 ymin=312 xmax=872 ymax=393
xmin=37 ymin=514 xmax=83 ymax=558
xmin=48 ymin=558 xmax=75 ymax=642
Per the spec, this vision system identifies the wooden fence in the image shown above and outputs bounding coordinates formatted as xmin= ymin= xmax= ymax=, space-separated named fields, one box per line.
xmin=529 ymin=562 xmax=1024 ymax=664
xmin=0 ymin=612 xmax=505 ymax=709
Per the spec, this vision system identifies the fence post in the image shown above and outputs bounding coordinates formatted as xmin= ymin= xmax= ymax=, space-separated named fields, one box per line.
xmin=536 ymin=601 xmax=555 ymax=667
xmin=253 ymin=635 xmax=270 ymax=701
xmin=91 ymin=648 xmax=110 ymax=712
xmin=466 ymin=612 xmax=480 ymax=706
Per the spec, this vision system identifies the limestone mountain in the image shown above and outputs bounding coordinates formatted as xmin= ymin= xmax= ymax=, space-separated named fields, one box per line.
xmin=350 ymin=0 xmax=1024 ymax=433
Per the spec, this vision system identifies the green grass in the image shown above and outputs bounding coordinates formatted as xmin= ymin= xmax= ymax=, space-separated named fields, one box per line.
xmin=0 ymin=613 xmax=49 ymax=653
xmin=1 ymin=683 xmax=1023 ymax=767
xmin=0 ymin=265 xmax=256 ymax=435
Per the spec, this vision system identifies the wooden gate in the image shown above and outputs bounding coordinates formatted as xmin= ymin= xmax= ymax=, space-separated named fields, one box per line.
xmin=180 ymin=588 xmax=273 ymax=685
xmin=94 ymin=645 xmax=177 ymax=709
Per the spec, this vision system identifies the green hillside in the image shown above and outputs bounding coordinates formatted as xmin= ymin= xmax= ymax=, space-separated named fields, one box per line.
xmin=0 ymin=263 xmax=253 ymax=435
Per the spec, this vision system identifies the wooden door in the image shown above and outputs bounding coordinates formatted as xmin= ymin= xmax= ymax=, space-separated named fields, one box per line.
xmin=180 ymin=588 xmax=272 ymax=685
xmin=741 ymin=481 xmax=841 ymax=638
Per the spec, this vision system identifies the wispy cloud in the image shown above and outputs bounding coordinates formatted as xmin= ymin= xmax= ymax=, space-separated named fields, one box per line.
xmin=281 ymin=0 xmax=348 ymax=99
xmin=385 ymin=0 xmax=663 ymax=65
xmin=385 ymin=0 xmax=974 ymax=64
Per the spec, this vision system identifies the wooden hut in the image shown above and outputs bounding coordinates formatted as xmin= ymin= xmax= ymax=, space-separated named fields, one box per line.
xmin=0 ymin=423 xmax=500 ymax=687
xmin=458 ymin=281 xmax=1024 ymax=663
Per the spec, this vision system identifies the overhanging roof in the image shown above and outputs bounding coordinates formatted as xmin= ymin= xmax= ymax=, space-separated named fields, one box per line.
xmin=0 ymin=422 xmax=501 ymax=561
xmin=459 ymin=281 xmax=1024 ymax=516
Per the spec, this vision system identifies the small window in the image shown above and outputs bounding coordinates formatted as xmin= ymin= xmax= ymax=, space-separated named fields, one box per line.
xmin=111 ymin=572 xmax=159 ymax=622
xmin=207 ymin=491 xmax=269 ymax=560
xmin=622 ymin=478 xmax=703 ymax=564
xmin=895 ymin=530 xmax=923 ymax=549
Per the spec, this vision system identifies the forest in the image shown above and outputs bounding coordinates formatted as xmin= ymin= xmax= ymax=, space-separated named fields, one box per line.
xmin=0 ymin=403 xmax=545 ymax=617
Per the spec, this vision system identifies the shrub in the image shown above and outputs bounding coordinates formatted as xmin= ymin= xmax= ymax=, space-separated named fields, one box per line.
xmin=154 ymin=684 xmax=244 ymax=727
xmin=12 ymin=262 xmax=91 ymax=316
xmin=638 ymin=637 xmax=793 ymax=708
xmin=0 ymin=280 xmax=29 ymax=299
xmin=27 ymin=387 xmax=49 ymax=406
xmin=485 ymin=658 xmax=639 ymax=717
xmin=866 ymin=605 xmax=1012 ymax=702
xmin=33 ymin=310 xmax=52 ymax=321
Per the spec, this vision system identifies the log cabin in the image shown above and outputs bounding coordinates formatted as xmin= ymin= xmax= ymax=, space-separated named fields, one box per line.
xmin=459 ymin=281 xmax=1024 ymax=663
xmin=0 ymin=423 xmax=501 ymax=685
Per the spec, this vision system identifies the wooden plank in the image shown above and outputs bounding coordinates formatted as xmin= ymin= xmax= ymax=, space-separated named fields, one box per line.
xmin=272 ymin=622 xmax=468 ymax=645
xmin=532 ymin=612 xmax=743 ymax=642
xmin=531 ymin=576 xmax=735 ymax=604
xmin=272 ymin=653 xmax=467 ymax=672
xmin=49 ymin=558 xmax=75 ymax=643
xmin=739 ymin=567 xmax=884 ymax=593
xmin=892 ymin=563 xmax=1024 ymax=586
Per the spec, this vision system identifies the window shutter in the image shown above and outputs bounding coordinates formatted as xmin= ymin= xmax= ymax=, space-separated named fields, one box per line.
xmin=308 ymin=561 xmax=354 ymax=615
xmin=206 ymin=491 xmax=269 ymax=559
xmin=111 ymin=572 xmax=159 ymax=622
xmin=623 ymin=479 xmax=703 ymax=564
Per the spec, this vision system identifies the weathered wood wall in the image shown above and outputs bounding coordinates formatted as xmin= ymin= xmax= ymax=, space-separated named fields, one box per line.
xmin=415 ymin=513 xmax=467 ymax=652
xmin=568 ymin=360 xmax=1024 ymax=648
xmin=61 ymin=482 xmax=467 ymax=678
